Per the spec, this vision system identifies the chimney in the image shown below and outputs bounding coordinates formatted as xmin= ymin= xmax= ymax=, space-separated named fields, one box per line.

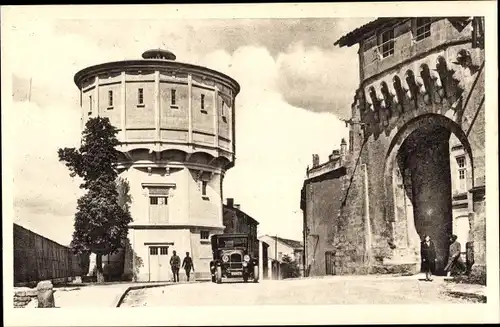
xmin=329 ymin=149 xmax=340 ymax=161
xmin=340 ymin=138 xmax=347 ymax=156
xmin=312 ymin=154 xmax=319 ymax=167
xmin=227 ymin=198 xmax=234 ymax=208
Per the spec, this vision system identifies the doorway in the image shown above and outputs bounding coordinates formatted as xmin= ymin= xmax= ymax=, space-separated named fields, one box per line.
xmin=325 ymin=251 xmax=335 ymax=275
xmin=149 ymin=246 xmax=170 ymax=281
xmin=397 ymin=124 xmax=453 ymax=274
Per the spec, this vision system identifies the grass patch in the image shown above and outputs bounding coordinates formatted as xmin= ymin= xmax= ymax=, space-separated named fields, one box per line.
xmin=446 ymin=291 xmax=487 ymax=303
xmin=447 ymin=274 xmax=486 ymax=286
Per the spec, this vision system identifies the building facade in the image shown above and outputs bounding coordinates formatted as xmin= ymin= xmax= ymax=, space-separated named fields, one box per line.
xmin=74 ymin=49 xmax=240 ymax=281
xmin=223 ymin=198 xmax=259 ymax=238
xmin=259 ymin=235 xmax=303 ymax=263
xmin=302 ymin=17 xmax=485 ymax=278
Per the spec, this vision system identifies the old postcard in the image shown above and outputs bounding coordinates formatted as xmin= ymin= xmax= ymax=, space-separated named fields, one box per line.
xmin=2 ymin=2 xmax=498 ymax=326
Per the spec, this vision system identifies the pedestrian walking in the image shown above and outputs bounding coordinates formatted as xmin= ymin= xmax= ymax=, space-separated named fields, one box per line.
xmin=182 ymin=252 xmax=195 ymax=282
xmin=170 ymin=250 xmax=181 ymax=282
xmin=420 ymin=235 xmax=437 ymax=281
xmin=444 ymin=234 xmax=466 ymax=277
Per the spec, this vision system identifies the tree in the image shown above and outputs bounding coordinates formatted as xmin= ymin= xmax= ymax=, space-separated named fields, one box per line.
xmin=280 ymin=254 xmax=301 ymax=279
xmin=58 ymin=117 xmax=132 ymax=283
xmin=116 ymin=177 xmax=143 ymax=281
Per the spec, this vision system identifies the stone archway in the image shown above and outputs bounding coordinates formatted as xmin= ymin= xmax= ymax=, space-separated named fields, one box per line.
xmin=383 ymin=113 xmax=474 ymax=274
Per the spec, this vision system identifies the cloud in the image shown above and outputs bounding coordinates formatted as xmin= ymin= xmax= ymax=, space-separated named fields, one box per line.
xmin=276 ymin=41 xmax=360 ymax=117
xmin=9 ymin=17 xmax=125 ymax=108
xmin=12 ymin=101 xmax=83 ymax=245
xmin=214 ymin=45 xmax=349 ymax=240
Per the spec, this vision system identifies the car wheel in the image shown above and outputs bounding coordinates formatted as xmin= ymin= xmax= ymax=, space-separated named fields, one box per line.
xmin=211 ymin=275 xmax=216 ymax=283
xmin=243 ymin=274 xmax=248 ymax=283
xmin=216 ymin=266 xmax=222 ymax=284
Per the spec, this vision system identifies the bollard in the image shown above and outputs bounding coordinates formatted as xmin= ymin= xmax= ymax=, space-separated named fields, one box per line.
xmin=36 ymin=280 xmax=55 ymax=308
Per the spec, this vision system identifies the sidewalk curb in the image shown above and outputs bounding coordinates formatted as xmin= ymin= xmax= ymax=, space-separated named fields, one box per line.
xmin=115 ymin=280 xmax=209 ymax=307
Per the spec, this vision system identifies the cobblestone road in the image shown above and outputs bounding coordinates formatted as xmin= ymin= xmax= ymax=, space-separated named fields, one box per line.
xmin=120 ymin=275 xmax=485 ymax=306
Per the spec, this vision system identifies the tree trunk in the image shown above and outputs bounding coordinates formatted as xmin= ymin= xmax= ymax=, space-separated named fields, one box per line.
xmin=96 ymin=253 xmax=105 ymax=284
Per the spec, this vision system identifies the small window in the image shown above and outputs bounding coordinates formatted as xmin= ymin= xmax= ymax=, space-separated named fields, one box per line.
xmin=380 ymin=29 xmax=395 ymax=58
xmin=200 ymin=231 xmax=210 ymax=240
xmin=171 ymin=89 xmax=176 ymax=106
xmin=150 ymin=247 xmax=158 ymax=255
xmin=138 ymin=88 xmax=144 ymax=105
xmin=150 ymin=197 xmax=158 ymax=205
xmin=221 ymin=100 xmax=226 ymax=117
xmin=108 ymin=90 xmax=113 ymax=107
xmin=89 ymin=95 xmax=93 ymax=114
xmin=160 ymin=247 xmax=168 ymax=255
xmin=201 ymin=94 xmax=205 ymax=110
xmin=159 ymin=196 xmax=168 ymax=205
xmin=415 ymin=18 xmax=432 ymax=41
xmin=456 ymin=156 xmax=467 ymax=191
xmin=459 ymin=170 xmax=465 ymax=180
xmin=201 ymin=181 xmax=208 ymax=196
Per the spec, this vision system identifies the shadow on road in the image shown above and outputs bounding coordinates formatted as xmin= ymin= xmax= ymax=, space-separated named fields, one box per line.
xmin=216 ymin=280 xmax=259 ymax=284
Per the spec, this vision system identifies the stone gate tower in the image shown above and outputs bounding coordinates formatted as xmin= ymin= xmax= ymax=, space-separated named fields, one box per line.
xmin=74 ymin=49 xmax=240 ymax=281
xmin=303 ymin=17 xmax=485 ymax=279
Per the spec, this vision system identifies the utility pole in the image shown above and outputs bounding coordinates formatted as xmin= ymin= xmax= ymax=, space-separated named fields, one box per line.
xmin=275 ymin=234 xmax=279 ymax=280
xmin=28 ymin=77 xmax=32 ymax=102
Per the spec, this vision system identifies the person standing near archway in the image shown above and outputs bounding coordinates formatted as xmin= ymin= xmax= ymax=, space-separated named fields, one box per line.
xmin=421 ymin=235 xmax=437 ymax=281
xmin=444 ymin=234 xmax=466 ymax=276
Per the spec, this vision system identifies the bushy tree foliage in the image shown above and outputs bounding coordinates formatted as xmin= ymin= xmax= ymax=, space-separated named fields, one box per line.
xmin=58 ymin=117 xmax=132 ymax=283
xmin=280 ymin=254 xmax=301 ymax=279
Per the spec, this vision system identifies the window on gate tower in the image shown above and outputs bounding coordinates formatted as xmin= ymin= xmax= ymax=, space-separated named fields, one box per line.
xmin=379 ymin=28 xmax=395 ymax=58
xmin=415 ymin=17 xmax=432 ymax=41
xmin=456 ymin=155 xmax=467 ymax=193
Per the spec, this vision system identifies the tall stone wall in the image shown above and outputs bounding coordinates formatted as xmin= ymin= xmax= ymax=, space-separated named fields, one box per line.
xmin=304 ymin=174 xmax=344 ymax=276
xmin=333 ymin=162 xmax=371 ymax=275
xmin=13 ymin=224 xmax=88 ymax=285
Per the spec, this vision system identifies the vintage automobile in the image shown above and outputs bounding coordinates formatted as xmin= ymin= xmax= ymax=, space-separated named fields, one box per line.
xmin=209 ymin=233 xmax=259 ymax=283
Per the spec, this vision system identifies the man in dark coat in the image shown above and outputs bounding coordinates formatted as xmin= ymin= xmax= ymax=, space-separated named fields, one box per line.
xmin=170 ymin=250 xmax=181 ymax=282
xmin=421 ymin=235 xmax=437 ymax=281
xmin=444 ymin=234 xmax=466 ymax=276
xmin=182 ymin=252 xmax=195 ymax=282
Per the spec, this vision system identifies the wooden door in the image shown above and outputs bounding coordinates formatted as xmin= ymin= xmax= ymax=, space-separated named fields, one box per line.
xmin=325 ymin=251 xmax=335 ymax=275
xmin=149 ymin=247 xmax=159 ymax=281
xmin=158 ymin=247 xmax=170 ymax=281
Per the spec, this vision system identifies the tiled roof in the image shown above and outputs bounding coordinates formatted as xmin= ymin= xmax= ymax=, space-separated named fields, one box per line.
xmin=334 ymin=18 xmax=397 ymax=47
xmin=268 ymin=235 xmax=303 ymax=250
xmin=223 ymin=204 xmax=259 ymax=226
xmin=335 ymin=17 xmax=474 ymax=48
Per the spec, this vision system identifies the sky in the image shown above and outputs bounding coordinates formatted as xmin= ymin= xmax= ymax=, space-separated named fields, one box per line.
xmin=6 ymin=7 xmax=374 ymax=245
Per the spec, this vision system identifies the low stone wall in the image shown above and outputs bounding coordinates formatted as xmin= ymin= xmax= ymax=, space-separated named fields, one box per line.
xmin=14 ymin=280 xmax=56 ymax=308
xmin=14 ymin=287 xmax=37 ymax=308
